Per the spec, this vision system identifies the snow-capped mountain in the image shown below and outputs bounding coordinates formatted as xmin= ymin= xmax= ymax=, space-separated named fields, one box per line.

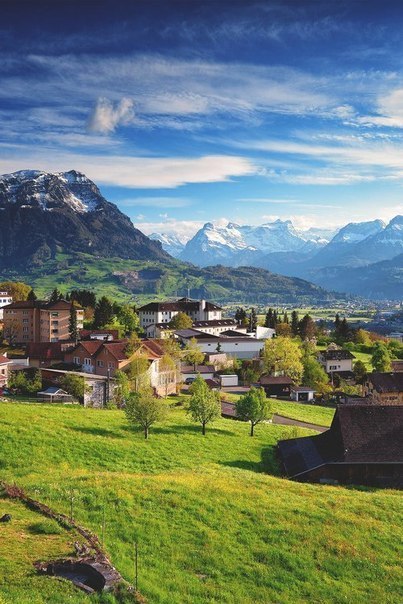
xmin=330 ymin=219 xmax=385 ymax=245
xmin=0 ymin=169 xmax=167 ymax=267
xmin=178 ymin=220 xmax=330 ymax=267
xmin=149 ymin=232 xmax=186 ymax=257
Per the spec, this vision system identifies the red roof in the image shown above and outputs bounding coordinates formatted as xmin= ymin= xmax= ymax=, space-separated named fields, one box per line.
xmin=0 ymin=355 xmax=10 ymax=364
xmin=26 ymin=342 xmax=64 ymax=360
xmin=72 ymin=340 xmax=104 ymax=355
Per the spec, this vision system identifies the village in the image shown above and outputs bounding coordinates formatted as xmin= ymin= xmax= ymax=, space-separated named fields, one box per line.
xmin=0 ymin=285 xmax=402 ymax=489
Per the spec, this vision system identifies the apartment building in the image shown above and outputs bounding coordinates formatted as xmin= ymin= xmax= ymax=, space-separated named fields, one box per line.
xmin=0 ymin=291 xmax=13 ymax=320
xmin=3 ymin=299 xmax=84 ymax=344
xmin=139 ymin=297 xmax=222 ymax=331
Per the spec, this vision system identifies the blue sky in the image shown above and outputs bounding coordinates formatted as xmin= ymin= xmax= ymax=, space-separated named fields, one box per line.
xmin=2 ymin=0 xmax=403 ymax=239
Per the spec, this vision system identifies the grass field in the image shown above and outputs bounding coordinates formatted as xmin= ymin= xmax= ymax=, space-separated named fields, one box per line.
xmin=0 ymin=401 xmax=402 ymax=604
xmin=271 ymin=400 xmax=335 ymax=427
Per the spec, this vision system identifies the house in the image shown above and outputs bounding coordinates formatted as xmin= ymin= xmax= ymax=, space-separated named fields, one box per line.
xmin=64 ymin=338 xmax=177 ymax=397
xmin=278 ymin=404 xmax=403 ymax=488
xmin=180 ymin=364 xmax=215 ymax=382
xmin=391 ymin=360 xmax=403 ymax=373
xmin=139 ymin=297 xmax=223 ymax=333
xmin=175 ymin=329 xmax=265 ymax=359
xmin=318 ymin=349 xmax=355 ymax=375
xmin=80 ymin=329 xmax=119 ymax=341
xmin=40 ymin=367 xmax=116 ymax=408
xmin=290 ymin=386 xmax=316 ymax=403
xmin=26 ymin=342 xmax=75 ymax=368
xmin=259 ymin=375 xmax=293 ymax=398
xmin=0 ymin=355 xmax=11 ymax=388
xmin=0 ymin=291 xmax=13 ymax=320
xmin=3 ymin=299 xmax=84 ymax=344
xmin=363 ymin=372 xmax=403 ymax=404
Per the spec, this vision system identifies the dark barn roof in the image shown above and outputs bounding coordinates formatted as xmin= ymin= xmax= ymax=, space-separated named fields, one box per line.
xmin=367 ymin=372 xmax=403 ymax=393
xmin=320 ymin=350 xmax=355 ymax=361
xmin=278 ymin=405 xmax=403 ymax=479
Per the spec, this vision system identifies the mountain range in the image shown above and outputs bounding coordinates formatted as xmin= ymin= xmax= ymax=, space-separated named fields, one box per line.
xmin=152 ymin=216 xmax=403 ymax=299
xmin=0 ymin=170 xmax=337 ymax=304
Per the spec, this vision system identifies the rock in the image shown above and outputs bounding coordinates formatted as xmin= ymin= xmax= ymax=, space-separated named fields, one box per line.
xmin=0 ymin=514 xmax=12 ymax=522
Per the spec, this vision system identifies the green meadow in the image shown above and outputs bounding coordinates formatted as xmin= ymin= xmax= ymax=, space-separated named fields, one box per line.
xmin=0 ymin=400 xmax=401 ymax=604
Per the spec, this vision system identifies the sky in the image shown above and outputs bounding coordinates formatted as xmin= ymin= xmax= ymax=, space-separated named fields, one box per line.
xmin=2 ymin=0 xmax=403 ymax=240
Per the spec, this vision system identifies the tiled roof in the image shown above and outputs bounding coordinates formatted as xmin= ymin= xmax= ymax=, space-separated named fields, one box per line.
xmin=0 ymin=355 xmax=10 ymax=364
xmin=320 ymin=350 xmax=355 ymax=360
xmin=26 ymin=342 xmax=64 ymax=360
xmin=259 ymin=375 xmax=293 ymax=385
xmin=4 ymin=299 xmax=81 ymax=311
xmin=74 ymin=340 xmax=104 ymax=355
xmin=367 ymin=372 xmax=403 ymax=392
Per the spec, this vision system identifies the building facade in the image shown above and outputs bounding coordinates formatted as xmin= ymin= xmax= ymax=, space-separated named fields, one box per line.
xmin=363 ymin=372 xmax=403 ymax=404
xmin=139 ymin=297 xmax=223 ymax=331
xmin=0 ymin=291 xmax=13 ymax=320
xmin=3 ymin=300 xmax=84 ymax=344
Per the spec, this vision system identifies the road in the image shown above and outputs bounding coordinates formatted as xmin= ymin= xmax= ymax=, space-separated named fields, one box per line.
xmin=272 ymin=414 xmax=328 ymax=433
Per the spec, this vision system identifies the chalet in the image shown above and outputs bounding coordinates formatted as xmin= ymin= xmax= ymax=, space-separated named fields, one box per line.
xmin=139 ymin=297 xmax=223 ymax=333
xmin=259 ymin=375 xmax=293 ymax=398
xmin=3 ymin=299 xmax=83 ymax=344
xmin=278 ymin=404 xmax=403 ymax=488
xmin=363 ymin=372 xmax=403 ymax=405
xmin=318 ymin=349 xmax=355 ymax=374
xmin=0 ymin=355 xmax=11 ymax=388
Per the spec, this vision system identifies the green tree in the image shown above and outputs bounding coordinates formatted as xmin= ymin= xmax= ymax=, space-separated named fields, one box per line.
xmin=371 ymin=342 xmax=392 ymax=372
xmin=264 ymin=308 xmax=275 ymax=328
xmin=248 ymin=307 xmax=257 ymax=332
xmin=353 ymin=360 xmax=367 ymax=384
xmin=112 ymin=370 xmax=130 ymax=408
xmin=235 ymin=387 xmax=271 ymax=436
xmin=183 ymin=337 xmax=204 ymax=369
xmin=169 ymin=312 xmax=193 ymax=330
xmin=27 ymin=289 xmax=37 ymax=301
xmin=93 ymin=296 xmax=114 ymax=328
xmin=60 ymin=374 xmax=86 ymax=403
xmin=276 ymin=322 xmax=292 ymax=337
xmin=49 ymin=288 xmax=63 ymax=303
xmin=291 ymin=310 xmax=299 ymax=336
xmin=235 ymin=307 xmax=247 ymax=325
xmin=188 ymin=375 xmax=221 ymax=435
xmin=68 ymin=306 xmax=79 ymax=343
xmin=127 ymin=353 xmax=150 ymax=392
xmin=263 ymin=337 xmax=303 ymax=383
xmin=117 ymin=304 xmax=140 ymax=335
xmin=125 ymin=387 xmax=167 ymax=439
xmin=302 ymin=355 xmax=329 ymax=390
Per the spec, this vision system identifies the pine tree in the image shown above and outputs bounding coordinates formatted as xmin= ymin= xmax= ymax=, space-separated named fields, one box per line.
xmin=264 ymin=308 xmax=273 ymax=328
xmin=49 ymin=288 xmax=62 ymax=303
xmin=69 ymin=306 xmax=79 ymax=343
xmin=248 ymin=307 xmax=257 ymax=332
xmin=291 ymin=310 xmax=299 ymax=336
xmin=283 ymin=311 xmax=289 ymax=324
xmin=27 ymin=289 xmax=37 ymax=301
xmin=93 ymin=296 xmax=114 ymax=328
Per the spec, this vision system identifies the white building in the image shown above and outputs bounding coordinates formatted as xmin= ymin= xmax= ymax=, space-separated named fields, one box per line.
xmin=144 ymin=318 xmax=238 ymax=339
xmin=139 ymin=297 xmax=223 ymax=332
xmin=175 ymin=329 xmax=265 ymax=360
xmin=0 ymin=291 xmax=13 ymax=320
xmin=318 ymin=349 xmax=355 ymax=373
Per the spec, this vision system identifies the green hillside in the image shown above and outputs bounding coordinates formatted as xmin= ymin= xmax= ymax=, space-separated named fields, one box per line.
xmin=0 ymin=252 xmax=339 ymax=305
xmin=0 ymin=400 xmax=401 ymax=604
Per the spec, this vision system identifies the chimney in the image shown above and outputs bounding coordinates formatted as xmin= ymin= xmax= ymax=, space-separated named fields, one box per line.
xmin=199 ymin=299 xmax=206 ymax=313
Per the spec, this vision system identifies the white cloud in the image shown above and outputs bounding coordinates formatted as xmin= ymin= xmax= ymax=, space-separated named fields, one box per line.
xmin=87 ymin=97 xmax=134 ymax=134
xmin=119 ymin=196 xmax=192 ymax=208
xmin=0 ymin=151 xmax=255 ymax=188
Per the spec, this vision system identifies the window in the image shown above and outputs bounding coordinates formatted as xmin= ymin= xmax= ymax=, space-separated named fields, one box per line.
xmin=51 ymin=312 xmax=59 ymax=317
xmin=73 ymin=356 xmax=80 ymax=364
xmin=23 ymin=327 xmax=29 ymax=333
xmin=97 ymin=360 xmax=104 ymax=367
xmin=23 ymin=319 xmax=28 ymax=323
xmin=108 ymin=362 xmax=115 ymax=369
xmin=52 ymin=320 xmax=58 ymax=326
xmin=84 ymin=358 xmax=92 ymax=366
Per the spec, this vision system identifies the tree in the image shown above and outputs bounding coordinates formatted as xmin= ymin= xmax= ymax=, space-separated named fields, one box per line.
xmin=159 ymin=353 xmax=176 ymax=397
xmin=276 ymin=322 xmax=292 ymax=337
xmin=49 ymin=288 xmax=63 ymax=303
xmin=183 ymin=337 xmax=204 ymax=369
xmin=291 ymin=310 xmax=299 ymax=336
xmin=298 ymin=314 xmax=317 ymax=340
xmin=8 ymin=369 xmax=41 ymax=394
xmin=353 ymin=360 xmax=367 ymax=384
xmin=127 ymin=353 xmax=151 ymax=392
xmin=168 ymin=312 xmax=193 ymax=330
xmin=235 ymin=387 xmax=271 ymax=436
xmin=263 ymin=337 xmax=303 ymax=383
xmin=371 ymin=342 xmax=392 ymax=372
xmin=69 ymin=306 xmax=79 ymax=343
xmin=27 ymin=289 xmax=37 ymax=301
xmin=302 ymin=355 xmax=329 ymax=391
xmin=125 ymin=387 xmax=167 ymax=439
xmin=264 ymin=308 xmax=275 ymax=328
xmin=248 ymin=307 xmax=257 ymax=332
xmin=283 ymin=311 xmax=289 ymax=324
xmin=60 ymin=374 xmax=86 ymax=403
xmin=112 ymin=370 xmax=130 ymax=408
xmin=93 ymin=296 xmax=114 ymax=328
xmin=188 ymin=375 xmax=221 ymax=435
xmin=235 ymin=307 xmax=247 ymax=325
xmin=0 ymin=281 xmax=32 ymax=302
xmin=70 ymin=289 xmax=96 ymax=308
xmin=117 ymin=304 xmax=140 ymax=335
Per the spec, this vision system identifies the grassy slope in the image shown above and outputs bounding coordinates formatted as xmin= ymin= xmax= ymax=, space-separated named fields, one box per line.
xmin=271 ymin=400 xmax=335 ymax=427
xmin=0 ymin=401 xmax=402 ymax=604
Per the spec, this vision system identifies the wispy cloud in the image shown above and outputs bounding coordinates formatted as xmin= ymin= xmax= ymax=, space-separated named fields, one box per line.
xmin=0 ymin=151 xmax=255 ymax=188
xmin=120 ymin=196 xmax=192 ymax=208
